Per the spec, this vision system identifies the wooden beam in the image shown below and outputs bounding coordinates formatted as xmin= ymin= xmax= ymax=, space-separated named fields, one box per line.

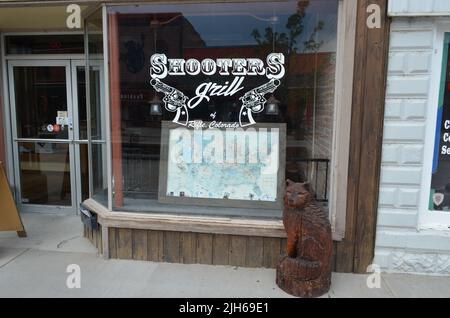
xmin=335 ymin=0 xmax=390 ymax=273
xmin=335 ymin=0 xmax=369 ymax=273
xmin=353 ymin=0 xmax=390 ymax=273
xmin=101 ymin=225 xmax=109 ymax=259
xmin=109 ymin=12 xmax=124 ymax=207
xmin=83 ymin=198 xmax=286 ymax=238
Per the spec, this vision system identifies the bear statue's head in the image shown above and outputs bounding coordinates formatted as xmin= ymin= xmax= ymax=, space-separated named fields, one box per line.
xmin=284 ymin=180 xmax=314 ymax=209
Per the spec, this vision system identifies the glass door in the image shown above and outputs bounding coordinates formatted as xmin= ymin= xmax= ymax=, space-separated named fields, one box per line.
xmin=71 ymin=59 xmax=105 ymax=206
xmin=8 ymin=60 xmax=96 ymax=213
xmin=8 ymin=59 xmax=105 ymax=214
xmin=8 ymin=60 xmax=76 ymax=213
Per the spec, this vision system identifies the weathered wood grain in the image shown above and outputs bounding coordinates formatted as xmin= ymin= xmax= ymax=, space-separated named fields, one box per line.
xmin=147 ymin=230 xmax=164 ymax=262
xmin=132 ymin=229 xmax=148 ymax=260
xmin=263 ymin=237 xmax=281 ymax=268
xmin=98 ymin=225 xmax=103 ymax=254
xmin=163 ymin=231 xmax=180 ymax=263
xmin=101 ymin=225 xmax=109 ymax=258
xmin=335 ymin=0 xmax=389 ymax=273
xmin=83 ymin=198 xmax=285 ymax=238
xmin=353 ymin=0 xmax=389 ymax=273
xmin=276 ymin=182 xmax=333 ymax=297
xmin=212 ymin=234 xmax=230 ymax=265
xmin=117 ymin=228 xmax=132 ymax=259
xmin=229 ymin=236 xmax=247 ymax=267
xmin=280 ymin=238 xmax=287 ymax=256
xmin=180 ymin=232 xmax=197 ymax=264
xmin=108 ymin=227 xmax=117 ymax=259
xmin=246 ymin=237 xmax=264 ymax=268
xmin=196 ymin=233 xmax=213 ymax=264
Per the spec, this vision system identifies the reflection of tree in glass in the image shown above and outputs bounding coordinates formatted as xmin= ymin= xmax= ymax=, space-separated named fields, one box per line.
xmin=250 ymin=0 xmax=326 ymax=139
xmin=303 ymin=20 xmax=324 ymax=53
xmin=250 ymin=0 xmax=324 ymax=54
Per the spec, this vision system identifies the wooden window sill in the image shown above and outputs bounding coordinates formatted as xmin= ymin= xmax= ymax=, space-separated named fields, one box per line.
xmin=82 ymin=198 xmax=286 ymax=238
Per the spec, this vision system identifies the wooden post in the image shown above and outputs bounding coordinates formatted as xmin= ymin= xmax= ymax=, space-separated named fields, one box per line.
xmin=109 ymin=13 xmax=124 ymax=207
xmin=101 ymin=225 xmax=110 ymax=259
xmin=335 ymin=0 xmax=390 ymax=273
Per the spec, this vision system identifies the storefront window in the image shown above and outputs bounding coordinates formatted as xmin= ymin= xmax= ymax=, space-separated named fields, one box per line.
xmin=101 ymin=0 xmax=338 ymax=217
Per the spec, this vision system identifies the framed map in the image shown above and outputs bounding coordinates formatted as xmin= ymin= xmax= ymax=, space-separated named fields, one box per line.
xmin=158 ymin=121 xmax=286 ymax=209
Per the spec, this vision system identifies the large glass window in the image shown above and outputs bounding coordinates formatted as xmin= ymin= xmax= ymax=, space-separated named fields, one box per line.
xmin=101 ymin=0 xmax=338 ymax=218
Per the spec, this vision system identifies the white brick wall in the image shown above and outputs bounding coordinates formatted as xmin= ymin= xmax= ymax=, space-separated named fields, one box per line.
xmin=374 ymin=18 xmax=450 ymax=274
xmin=389 ymin=0 xmax=450 ymax=16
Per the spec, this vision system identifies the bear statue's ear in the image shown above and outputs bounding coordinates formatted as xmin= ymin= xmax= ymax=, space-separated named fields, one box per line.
xmin=286 ymin=179 xmax=294 ymax=186
xmin=303 ymin=182 xmax=311 ymax=191
xmin=302 ymin=182 xmax=316 ymax=197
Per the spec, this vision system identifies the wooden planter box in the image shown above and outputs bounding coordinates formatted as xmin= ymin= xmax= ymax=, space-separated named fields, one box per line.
xmin=82 ymin=199 xmax=288 ymax=268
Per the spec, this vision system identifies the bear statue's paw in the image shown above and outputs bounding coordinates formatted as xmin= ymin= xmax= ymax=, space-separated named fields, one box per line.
xmin=276 ymin=263 xmax=331 ymax=298
xmin=277 ymin=255 xmax=322 ymax=281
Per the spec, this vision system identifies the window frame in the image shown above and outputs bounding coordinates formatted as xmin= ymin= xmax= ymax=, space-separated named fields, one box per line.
xmin=419 ymin=22 xmax=450 ymax=230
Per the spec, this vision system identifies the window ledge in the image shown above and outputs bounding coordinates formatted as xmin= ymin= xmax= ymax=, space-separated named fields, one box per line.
xmin=82 ymin=198 xmax=286 ymax=238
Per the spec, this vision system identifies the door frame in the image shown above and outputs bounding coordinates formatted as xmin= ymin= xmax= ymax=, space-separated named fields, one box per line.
xmin=7 ymin=59 xmax=77 ymax=214
xmin=71 ymin=59 xmax=87 ymax=208
xmin=5 ymin=58 xmax=105 ymax=214
xmin=71 ymin=59 xmax=106 ymax=208
xmin=6 ymin=59 xmax=105 ymax=214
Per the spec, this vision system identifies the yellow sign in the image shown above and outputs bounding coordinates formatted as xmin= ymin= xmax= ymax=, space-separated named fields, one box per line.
xmin=0 ymin=162 xmax=26 ymax=237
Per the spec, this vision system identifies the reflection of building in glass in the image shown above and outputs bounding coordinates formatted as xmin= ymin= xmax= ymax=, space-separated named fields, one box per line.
xmin=116 ymin=9 xmax=337 ymax=205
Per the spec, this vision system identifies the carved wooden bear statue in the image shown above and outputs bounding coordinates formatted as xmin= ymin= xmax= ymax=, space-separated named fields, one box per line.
xmin=276 ymin=180 xmax=333 ymax=298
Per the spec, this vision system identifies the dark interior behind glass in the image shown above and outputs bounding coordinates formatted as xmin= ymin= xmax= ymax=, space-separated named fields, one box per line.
xmin=108 ymin=0 xmax=338 ymax=217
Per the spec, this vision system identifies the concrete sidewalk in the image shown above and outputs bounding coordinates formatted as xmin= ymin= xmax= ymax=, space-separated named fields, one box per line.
xmin=0 ymin=213 xmax=449 ymax=298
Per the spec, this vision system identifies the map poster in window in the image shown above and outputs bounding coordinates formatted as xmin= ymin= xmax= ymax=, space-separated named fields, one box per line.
xmin=430 ymin=35 xmax=450 ymax=211
xmin=158 ymin=121 xmax=286 ymax=209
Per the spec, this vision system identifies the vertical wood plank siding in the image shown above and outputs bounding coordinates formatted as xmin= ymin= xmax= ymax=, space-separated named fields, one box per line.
xmin=91 ymin=228 xmax=286 ymax=268
xmin=83 ymin=224 xmax=103 ymax=253
xmin=86 ymin=225 xmax=357 ymax=271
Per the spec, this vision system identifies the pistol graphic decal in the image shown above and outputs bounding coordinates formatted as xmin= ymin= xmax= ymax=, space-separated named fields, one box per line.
xmin=150 ymin=78 xmax=189 ymax=126
xmin=239 ymin=79 xmax=281 ymax=127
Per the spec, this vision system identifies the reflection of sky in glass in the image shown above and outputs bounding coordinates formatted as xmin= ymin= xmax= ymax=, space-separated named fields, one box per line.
xmin=111 ymin=0 xmax=338 ymax=53
xmin=185 ymin=1 xmax=337 ymax=52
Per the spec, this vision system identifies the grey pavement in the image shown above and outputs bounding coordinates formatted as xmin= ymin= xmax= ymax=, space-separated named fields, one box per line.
xmin=0 ymin=213 xmax=449 ymax=298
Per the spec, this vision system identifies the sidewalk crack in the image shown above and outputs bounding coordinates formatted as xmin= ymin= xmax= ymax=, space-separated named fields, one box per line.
xmin=0 ymin=248 xmax=31 ymax=269
xmin=56 ymin=235 xmax=80 ymax=249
